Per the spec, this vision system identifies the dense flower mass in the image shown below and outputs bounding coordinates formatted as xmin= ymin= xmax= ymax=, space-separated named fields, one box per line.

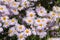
xmin=0 ymin=0 xmax=60 ymax=40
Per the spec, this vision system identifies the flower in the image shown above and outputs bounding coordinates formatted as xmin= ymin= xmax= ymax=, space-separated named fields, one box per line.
xmin=53 ymin=6 xmax=60 ymax=13
xmin=18 ymin=5 xmax=24 ymax=11
xmin=3 ymin=20 xmax=10 ymax=28
xmin=0 ymin=27 xmax=3 ymax=32
xmin=9 ymin=18 xmax=18 ymax=25
xmin=11 ymin=9 xmax=19 ymax=15
xmin=24 ymin=29 xmax=32 ymax=36
xmin=0 ymin=5 xmax=7 ymax=12
xmin=10 ymin=2 xmax=20 ymax=8
xmin=36 ymin=6 xmax=47 ymax=16
xmin=1 ymin=16 xmax=9 ymax=22
xmin=39 ymin=31 xmax=47 ymax=38
xmin=17 ymin=33 xmax=25 ymax=40
xmin=16 ymin=24 xmax=26 ymax=32
xmin=23 ymin=17 xmax=34 ymax=25
xmin=48 ymin=38 xmax=60 ymax=40
xmin=3 ymin=0 xmax=14 ymax=4
xmin=8 ymin=27 xmax=15 ymax=36
xmin=31 ymin=27 xmax=37 ymax=35
xmin=49 ymin=11 xmax=58 ymax=21
xmin=51 ymin=25 xmax=59 ymax=30
xmin=26 ymin=9 xmax=36 ymax=18
xmin=21 ymin=0 xmax=30 ymax=8
xmin=0 ymin=23 xmax=2 ymax=27
xmin=36 ymin=23 xmax=47 ymax=29
xmin=34 ymin=18 xmax=42 ymax=26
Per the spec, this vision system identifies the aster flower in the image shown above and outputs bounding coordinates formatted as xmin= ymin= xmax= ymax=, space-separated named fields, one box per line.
xmin=21 ymin=0 xmax=30 ymax=8
xmin=11 ymin=9 xmax=19 ymax=15
xmin=51 ymin=25 xmax=59 ymax=30
xmin=9 ymin=18 xmax=18 ymax=25
xmin=0 ymin=16 xmax=9 ymax=22
xmin=23 ymin=17 xmax=34 ymax=25
xmin=0 ymin=27 xmax=3 ymax=32
xmin=10 ymin=1 xmax=20 ymax=8
xmin=0 ymin=23 xmax=2 ymax=27
xmin=17 ymin=33 xmax=26 ymax=40
xmin=15 ymin=24 xmax=26 ymax=32
xmin=39 ymin=31 xmax=47 ymax=38
xmin=53 ymin=6 xmax=60 ymax=13
xmin=24 ymin=28 xmax=32 ymax=36
xmin=48 ymin=38 xmax=60 ymax=40
xmin=8 ymin=27 xmax=15 ymax=36
xmin=3 ymin=20 xmax=10 ymax=28
xmin=49 ymin=11 xmax=58 ymax=21
xmin=3 ymin=0 xmax=14 ymax=4
xmin=26 ymin=8 xmax=36 ymax=19
xmin=36 ymin=6 xmax=47 ymax=16
xmin=0 ymin=5 xmax=7 ymax=12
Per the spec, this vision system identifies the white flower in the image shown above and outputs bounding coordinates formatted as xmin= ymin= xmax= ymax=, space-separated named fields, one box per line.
xmin=57 ymin=13 xmax=60 ymax=18
xmin=0 ymin=27 xmax=3 ymax=32
xmin=11 ymin=9 xmax=19 ymax=15
xmin=17 ymin=33 xmax=25 ymax=40
xmin=49 ymin=11 xmax=58 ymax=21
xmin=23 ymin=17 xmax=34 ymax=25
xmin=0 ymin=5 xmax=7 ymax=12
xmin=16 ymin=24 xmax=26 ymax=32
xmin=21 ymin=0 xmax=30 ymax=8
xmin=9 ymin=18 xmax=18 ymax=25
xmin=41 ymin=18 xmax=48 ymax=23
xmin=48 ymin=38 xmax=60 ymax=40
xmin=51 ymin=25 xmax=59 ymax=30
xmin=1 ymin=16 xmax=9 ymax=22
xmin=36 ymin=23 xmax=47 ymax=29
xmin=18 ymin=5 xmax=24 ymax=11
xmin=24 ymin=29 xmax=32 ymax=36
xmin=31 ymin=27 xmax=37 ymax=35
xmin=29 ymin=0 xmax=38 ymax=2
xmin=53 ymin=6 xmax=60 ymax=12
xmin=10 ymin=2 xmax=20 ymax=8
xmin=0 ymin=23 xmax=2 ymax=27
xmin=8 ymin=27 xmax=15 ymax=36
xmin=39 ymin=31 xmax=47 ymax=38
xmin=26 ymin=9 xmax=36 ymax=18
xmin=34 ymin=18 xmax=42 ymax=26
xmin=3 ymin=21 xmax=10 ymax=28
xmin=3 ymin=0 xmax=14 ymax=4
xmin=36 ymin=6 xmax=47 ymax=16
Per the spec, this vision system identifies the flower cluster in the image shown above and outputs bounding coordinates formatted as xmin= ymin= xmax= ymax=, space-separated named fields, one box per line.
xmin=0 ymin=0 xmax=60 ymax=40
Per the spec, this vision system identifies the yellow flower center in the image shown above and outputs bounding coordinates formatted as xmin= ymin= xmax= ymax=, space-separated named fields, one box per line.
xmin=40 ymin=10 xmax=43 ymax=13
xmin=39 ymin=24 xmax=43 ymax=27
xmin=13 ymin=10 xmax=16 ymax=12
xmin=19 ymin=35 xmax=23 ymax=39
xmin=37 ymin=19 xmax=40 ymax=22
xmin=25 ymin=29 xmax=29 ymax=33
xmin=0 ymin=7 xmax=3 ymax=10
xmin=30 ymin=14 xmax=33 ymax=17
xmin=19 ymin=26 xmax=22 ymax=29
xmin=11 ymin=19 xmax=15 ymax=22
xmin=39 ymin=30 xmax=43 ymax=32
xmin=52 ymin=13 xmax=55 ymax=16
xmin=8 ymin=30 xmax=13 ymax=34
xmin=3 ymin=17 xmax=6 ymax=20
xmin=28 ymin=20 xmax=31 ymax=22
xmin=13 ymin=3 xmax=16 ymax=6
xmin=24 ymin=2 xmax=27 ymax=7
xmin=5 ymin=22 xmax=8 ymax=25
